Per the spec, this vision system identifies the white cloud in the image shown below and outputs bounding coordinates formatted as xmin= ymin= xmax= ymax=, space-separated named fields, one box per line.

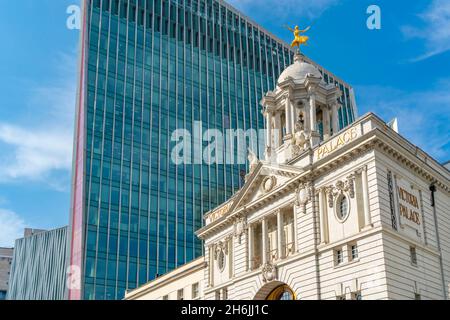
xmin=228 ymin=0 xmax=339 ymax=22
xmin=0 ymin=51 xmax=76 ymax=189
xmin=356 ymin=79 xmax=450 ymax=162
xmin=401 ymin=0 xmax=450 ymax=61
xmin=0 ymin=124 xmax=73 ymax=181
xmin=0 ymin=209 xmax=25 ymax=247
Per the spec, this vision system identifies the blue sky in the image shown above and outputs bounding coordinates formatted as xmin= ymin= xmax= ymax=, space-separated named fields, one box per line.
xmin=0 ymin=0 xmax=449 ymax=247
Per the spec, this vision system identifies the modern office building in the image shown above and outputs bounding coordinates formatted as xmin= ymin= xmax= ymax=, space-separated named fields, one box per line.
xmin=7 ymin=227 xmax=69 ymax=300
xmin=69 ymin=0 xmax=357 ymax=300
xmin=125 ymin=53 xmax=450 ymax=301
xmin=0 ymin=247 xmax=14 ymax=300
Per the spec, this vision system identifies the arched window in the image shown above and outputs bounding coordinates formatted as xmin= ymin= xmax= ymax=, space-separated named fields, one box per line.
xmin=266 ymin=285 xmax=296 ymax=300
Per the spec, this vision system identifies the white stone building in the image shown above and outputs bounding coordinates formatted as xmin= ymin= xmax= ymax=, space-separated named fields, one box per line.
xmin=125 ymin=54 xmax=450 ymax=301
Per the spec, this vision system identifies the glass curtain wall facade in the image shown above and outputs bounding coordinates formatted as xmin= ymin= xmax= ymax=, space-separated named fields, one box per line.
xmin=70 ymin=0 xmax=357 ymax=300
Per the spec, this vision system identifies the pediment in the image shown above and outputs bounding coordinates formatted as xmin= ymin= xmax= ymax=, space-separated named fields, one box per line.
xmin=227 ymin=162 xmax=304 ymax=215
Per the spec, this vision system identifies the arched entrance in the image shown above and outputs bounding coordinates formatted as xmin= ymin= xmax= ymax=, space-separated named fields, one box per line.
xmin=254 ymin=281 xmax=297 ymax=300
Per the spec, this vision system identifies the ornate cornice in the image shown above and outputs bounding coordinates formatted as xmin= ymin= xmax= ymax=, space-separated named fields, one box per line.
xmin=373 ymin=138 xmax=450 ymax=194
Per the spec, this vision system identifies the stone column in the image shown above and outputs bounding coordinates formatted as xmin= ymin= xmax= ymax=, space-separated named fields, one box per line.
xmin=302 ymin=99 xmax=311 ymax=133
xmin=266 ymin=112 xmax=272 ymax=148
xmin=293 ymin=207 xmax=299 ymax=253
xmin=309 ymin=93 xmax=317 ymax=132
xmin=323 ymin=106 xmax=331 ymax=140
xmin=285 ymin=95 xmax=292 ymax=136
xmin=265 ymin=112 xmax=273 ymax=158
xmin=209 ymin=245 xmax=214 ymax=287
xmin=262 ymin=218 xmax=268 ymax=264
xmin=331 ymin=102 xmax=339 ymax=135
xmin=318 ymin=189 xmax=328 ymax=245
xmin=361 ymin=166 xmax=372 ymax=229
xmin=277 ymin=210 xmax=284 ymax=259
xmin=247 ymin=224 xmax=253 ymax=270
xmin=274 ymin=113 xmax=282 ymax=148
xmin=228 ymin=238 xmax=233 ymax=277
xmin=290 ymin=100 xmax=297 ymax=133
xmin=309 ymin=93 xmax=321 ymax=146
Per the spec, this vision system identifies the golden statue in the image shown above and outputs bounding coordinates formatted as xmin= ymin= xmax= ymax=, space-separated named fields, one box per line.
xmin=285 ymin=25 xmax=311 ymax=51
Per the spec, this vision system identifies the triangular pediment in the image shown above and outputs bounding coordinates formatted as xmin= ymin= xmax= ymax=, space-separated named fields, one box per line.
xmin=227 ymin=162 xmax=304 ymax=215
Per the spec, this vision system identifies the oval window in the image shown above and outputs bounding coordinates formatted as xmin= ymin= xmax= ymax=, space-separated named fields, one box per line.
xmin=218 ymin=249 xmax=226 ymax=272
xmin=337 ymin=195 xmax=349 ymax=221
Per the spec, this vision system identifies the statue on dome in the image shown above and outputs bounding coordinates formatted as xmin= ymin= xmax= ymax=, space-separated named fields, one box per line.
xmin=285 ymin=24 xmax=311 ymax=52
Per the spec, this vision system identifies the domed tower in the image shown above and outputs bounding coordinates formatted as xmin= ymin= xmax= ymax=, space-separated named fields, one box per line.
xmin=260 ymin=53 xmax=342 ymax=163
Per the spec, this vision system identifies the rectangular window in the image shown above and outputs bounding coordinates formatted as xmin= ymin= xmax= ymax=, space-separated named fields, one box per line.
xmin=177 ymin=289 xmax=184 ymax=300
xmin=162 ymin=295 xmax=168 ymax=300
xmin=336 ymin=249 xmax=344 ymax=265
xmin=215 ymin=290 xmax=221 ymax=300
xmin=192 ymin=283 xmax=199 ymax=299
xmin=351 ymin=244 xmax=359 ymax=261
xmin=410 ymin=246 xmax=417 ymax=265
xmin=414 ymin=293 xmax=421 ymax=300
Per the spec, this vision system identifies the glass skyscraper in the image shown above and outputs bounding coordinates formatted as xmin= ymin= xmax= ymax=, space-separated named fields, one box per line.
xmin=69 ymin=0 xmax=357 ymax=300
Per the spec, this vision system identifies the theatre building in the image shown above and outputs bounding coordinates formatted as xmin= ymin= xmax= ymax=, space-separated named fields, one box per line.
xmin=125 ymin=53 xmax=450 ymax=300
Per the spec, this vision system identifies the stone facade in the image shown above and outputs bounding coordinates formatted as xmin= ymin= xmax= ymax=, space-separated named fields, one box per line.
xmin=125 ymin=54 xmax=450 ymax=301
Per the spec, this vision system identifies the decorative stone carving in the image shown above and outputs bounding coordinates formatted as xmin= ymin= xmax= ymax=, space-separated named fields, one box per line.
xmin=248 ymin=148 xmax=259 ymax=173
xmin=214 ymin=240 xmax=229 ymax=260
xmin=261 ymin=262 xmax=277 ymax=282
xmin=295 ymin=182 xmax=313 ymax=214
xmin=233 ymin=216 xmax=248 ymax=244
xmin=335 ymin=180 xmax=345 ymax=193
xmin=289 ymin=114 xmax=311 ymax=158
xmin=291 ymin=131 xmax=310 ymax=156
xmin=346 ymin=174 xmax=356 ymax=198
xmin=325 ymin=175 xmax=356 ymax=208
xmin=261 ymin=176 xmax=277 ymax=193
xmin=325 ymin=186 xmax=334 ymax=208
